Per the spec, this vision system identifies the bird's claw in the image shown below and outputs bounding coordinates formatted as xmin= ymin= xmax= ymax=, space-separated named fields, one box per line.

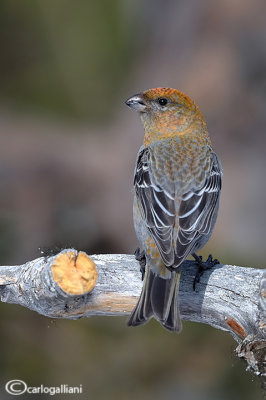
xmin=192 ymin=253 xmax=220 ymax=290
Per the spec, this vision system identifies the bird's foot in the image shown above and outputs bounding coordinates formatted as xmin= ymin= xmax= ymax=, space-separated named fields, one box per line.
xmin=192 ymin=253 xmax=219 ymax=290
xmin=134 ymin=247 xmax=146 ymax=281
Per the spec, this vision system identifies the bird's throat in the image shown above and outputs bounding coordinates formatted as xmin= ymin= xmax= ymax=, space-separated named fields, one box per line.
xmin=142 ymin=116 xmax=209 ymax=147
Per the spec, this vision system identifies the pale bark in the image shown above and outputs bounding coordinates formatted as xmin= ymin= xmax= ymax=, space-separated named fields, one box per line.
xmin=0 ymin=249 xmax=265 ymax=380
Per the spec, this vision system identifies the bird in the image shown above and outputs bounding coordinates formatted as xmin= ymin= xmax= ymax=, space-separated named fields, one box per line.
xmin=125 ymin=87 xmax=222 ymax=333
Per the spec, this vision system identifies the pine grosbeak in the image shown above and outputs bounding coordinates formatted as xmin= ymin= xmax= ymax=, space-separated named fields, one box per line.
xmin=125 ymin=87 xmax=222 ymax=332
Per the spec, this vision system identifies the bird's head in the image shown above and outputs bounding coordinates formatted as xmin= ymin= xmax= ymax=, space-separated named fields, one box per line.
xmin=126 ymin=87 xmax=207 ymax=145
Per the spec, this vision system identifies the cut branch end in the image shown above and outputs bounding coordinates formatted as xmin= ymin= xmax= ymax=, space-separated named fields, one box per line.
xmin=51 ymin=251 xmax=98 ymax=295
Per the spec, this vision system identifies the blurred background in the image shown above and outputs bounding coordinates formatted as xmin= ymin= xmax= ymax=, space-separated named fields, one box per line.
xmin=0 ymin=0 xmax=265 ymax=398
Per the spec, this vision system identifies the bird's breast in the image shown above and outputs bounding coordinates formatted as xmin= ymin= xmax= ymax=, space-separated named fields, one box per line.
xmin=149 ymin=137 xmax=212 ymax=195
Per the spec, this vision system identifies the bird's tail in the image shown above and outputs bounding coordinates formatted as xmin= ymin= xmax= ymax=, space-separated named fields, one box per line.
xmin=127 ymin=267 xmax=182 ymax=332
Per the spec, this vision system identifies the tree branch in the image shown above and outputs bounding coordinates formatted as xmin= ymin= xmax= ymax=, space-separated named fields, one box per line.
xmin=0 ymin=249 xmax=265 ymax=379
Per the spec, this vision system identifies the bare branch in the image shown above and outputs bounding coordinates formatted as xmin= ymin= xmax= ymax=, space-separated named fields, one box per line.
xmin=0 ymin=249 xmax=265 ymax=378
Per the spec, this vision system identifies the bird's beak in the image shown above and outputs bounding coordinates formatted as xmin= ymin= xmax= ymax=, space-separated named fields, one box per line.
xmin=125 ymin=94 xmax=147 ymax=112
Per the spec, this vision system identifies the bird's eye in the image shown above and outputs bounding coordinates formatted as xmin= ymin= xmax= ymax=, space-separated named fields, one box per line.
xmin=158 ymin=98 xmax=168 ymax=106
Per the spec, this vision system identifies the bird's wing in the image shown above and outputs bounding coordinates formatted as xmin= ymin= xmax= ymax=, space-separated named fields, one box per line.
xmin=175 ymin=152 xmax=222 ymax=263
xmin=134 ymin=147 xmax=176 ymax=266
